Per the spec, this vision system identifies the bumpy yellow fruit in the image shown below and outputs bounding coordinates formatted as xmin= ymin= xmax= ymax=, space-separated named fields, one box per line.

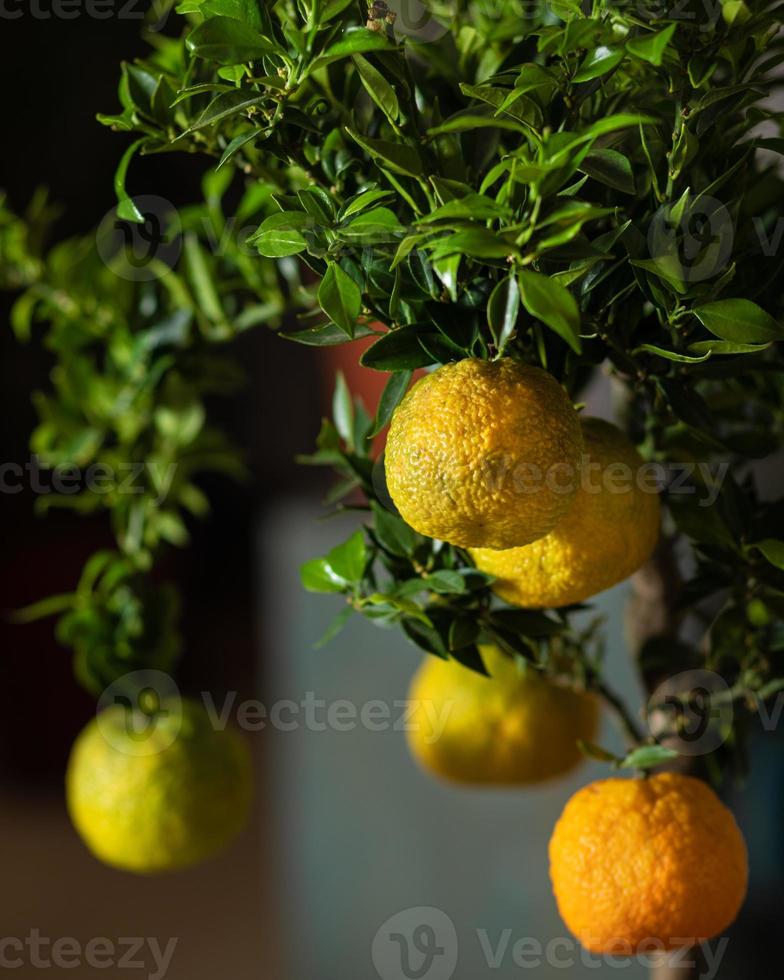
xmin=471 ymin=418 xmax=660 ymax=607
xmin=406 ymin=645 xmax=598 ymax=785
xmin=549 ymin=773 xmax=748 ymax=953
xmin=66 ymin=698 xmax=252 ymax=874
xmin=385 ymin=358 xmax=583 ymax=549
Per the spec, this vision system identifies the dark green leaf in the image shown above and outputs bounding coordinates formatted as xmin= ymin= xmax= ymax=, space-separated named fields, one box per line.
xmin=371 ymin=501 xmax=418 ymax=557
xmin=346 ymin=129 xmax=423 ymax=177
xmin=579 ymin=148 xmax=635 ymax=194
xmin=319 ymin=262 xmax=362 ymax=338
xmin=752 ymin=540 xmax=784 ymax=571
xmin=626 ymin=24 xmax=676 ymax=66
xmin=187 ymin=89 xmax=265 ymax=131
xmin=368 ymin=370 xmax=412 ymax=438
xmin=187 ymin=16 xmax=274 ymax=64
xmin=518 ymin=269 xmax=581 ymax=352
xmin=361 ymin=327 xmax=436 ymax=371
xmin=694 ymin=299 xmax=783 ymax=343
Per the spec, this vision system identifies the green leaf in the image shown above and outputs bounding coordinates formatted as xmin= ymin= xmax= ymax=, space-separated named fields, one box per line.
xmin=216 ymin=129 xmax=258 ymax=170
xmin=487 ymin=609 xmax=563 ymax=636
xmin=579 ymin=148 xmax=635 ymax=194
xmin=10 ymin=593 xmax=76 ymax=624
xmin=429 ymin=228 xmax=516 ymax=260
xmin=300 ymin=558 xmax=347 ymax=593
xmin=425 ymin=570 xmax=467 ymax=594
xmin=688 ymin=340 xmax=770 ymax=356
xmin=402 ymin=619 xmax=448 ymax=659
xmin=332 ymin=371 xmax=354 ymax=448
xmin=368 ymin=370 xmax=412 ymax=438
xmin=187 ymin=16 xmax=274 ymax=64
xmin=420 ymin=194 xmax=509 ymax=223
xmin=281 ymin=322 xmax=377 ymax=346
xmin=187 ymin=89 xmax=265 ymax=131
xmin=620 ymin=745 xmax=679 ymax=771
xmin=573 ymin=46 xmax=624 ymax=82
xmin=518 ymin=269 xmax=581 ymax=352
xmin=693 ymin=299 xmax=783 ymax=343
xmin=626 ymin=24 xmax=676 ymax=66
xmin=633 ymin=344 xmax=711 ymax=364
xmin=308 ymin=30 xmax=393 ymax=73
xmin=201 ymin=0 xmax=264 ymax=28
xmin=250 ymin=211 xmax=310 ymax=257
xmin=448 ymin=617 xmax=480 ymax=652
xmin=487 ymin=275 xmax=520 ymax=355
xmin=319 ymin=262 xmax=362 ymax=338
xmin=340 ymin=189 xmax=394 ymax=220
xmin=321 ymin=0 xmax=354 ymax=21
xmin=314 ymin=606 xmax=353 ymax=648
xmin=354 ymin=53 xmax=399 ymax=123
xmin=371 ymin=501 xmax=418 ymax=557
xmin=752 ymin=540 xmax=784 ymax=570
xmin=361 ymin=327 xmax=436 ymax=371
xmin=113 ymin=138 xmax=147 ymax=224
xmin=326 ymin=530 xmax=368 ymax=585
xmin=346 ymin=129 xmax=423 ymax=177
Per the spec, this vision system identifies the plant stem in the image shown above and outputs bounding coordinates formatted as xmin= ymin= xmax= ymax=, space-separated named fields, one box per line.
xmin=595 ymin=679 xmax=646 ymax=747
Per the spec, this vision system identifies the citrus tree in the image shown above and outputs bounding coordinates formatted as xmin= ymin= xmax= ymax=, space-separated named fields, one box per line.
xmin=3 ymin=0 xmax=784 ymax=955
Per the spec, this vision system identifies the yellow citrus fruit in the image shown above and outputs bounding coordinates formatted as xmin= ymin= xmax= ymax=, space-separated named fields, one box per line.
xmin=385 ymin=358 xmax=583 ymax=549
xmin=549 ymin=773 xmax=748 ymax=953
xmin=406 ymin=644 xmax=598 ymax=785
xmin=66 ymin=698 xmax=252 ymax=874
xmin=471 ymin=418 xmax=660 ymax=607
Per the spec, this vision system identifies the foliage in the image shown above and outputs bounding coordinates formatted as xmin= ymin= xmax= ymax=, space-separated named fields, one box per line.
xmin=3 ymin=0 xmax=784 ymax=773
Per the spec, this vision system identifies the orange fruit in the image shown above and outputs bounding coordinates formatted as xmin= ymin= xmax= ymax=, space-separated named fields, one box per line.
xmin=471 ymin=418 xmax=660 ymax=607
xmin=384 ymin=358 xmax=583 ymax=549
xmin=548 ymin=773 xmax=748 ymax=953
xmin=406 ymin=645 xmax=598 ymax=785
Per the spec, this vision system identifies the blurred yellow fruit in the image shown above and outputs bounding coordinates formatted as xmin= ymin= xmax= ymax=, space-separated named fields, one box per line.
xmin=406 ymin=644 xmax=598 ymax=785
xmin=66 ymin=698 xmax=252 ymax=874
xmin=471 ymin=418 xmax=660 ymax=607
xmin=385 ymin=358 xmax=583 ymax=549
xmin=549 ymin=773 xmax=748 ymax=953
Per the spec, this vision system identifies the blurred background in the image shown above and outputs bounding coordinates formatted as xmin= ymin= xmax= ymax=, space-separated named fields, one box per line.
xmin=1 ymin=9 xmax=783 ymax=980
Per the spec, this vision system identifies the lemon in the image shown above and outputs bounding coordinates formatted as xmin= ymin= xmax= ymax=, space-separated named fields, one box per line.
xmin=406 ymin=645 xmax=598 ymax=785
xmin=385 ymin=358 xmax=583 ymax=549
xmin=471 ymin=418 xmax=660 ymax=608
xmin=66 ymin=698 xmax=252 ymax=874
